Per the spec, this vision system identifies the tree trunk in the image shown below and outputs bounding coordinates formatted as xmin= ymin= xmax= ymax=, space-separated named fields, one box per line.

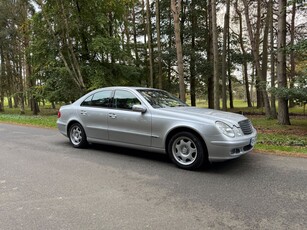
xmin=109 ymin=12 xmax=115 ymax=64
xmin=243 ymin=63 xmax=252 ymax=107
xmin=156 ymin=0 xmax=163 ymax=89
xmin=0 ymin=46 xmax=4 ymax=112
xmin=228 ymin=70 xmax=234 ymax=109
xmin=211 ymin=0 xmax=219 ymax=110
xmin=256 ymin=78 xmax=263 ymax=108
xmin=23 ymin=0 xmax=39 ymax=115
xmin=289 ymin=1 xmax=296 ymax=108
xmin=277 ymin=0 xmax=290 ymax=125
xmin=207 ymin=0 xmax=214 ymax=109
xmin=171 ymin=0 xmax=186 ymax=101
xmin=5 ymin=51 xmax=13 ymax=109
xmin=141 ymin=0 xmax=149 ymax=85
xmin=8 ymin=97 xmax=12 ymax=109
xmin=243 ymin=0 xmax=271 ymax=117
xmin=132 ymin=7 xmax=140 ymax=68
xmin=17 ymin=52 xmax=25 ymax=115
xmin=227 ymin=28 xmax=233 ymax=109
xmin=234 ymin=0 xmax=252 ymax=107
xmin=261 ymin=0 xmax=270 ymax=113
xmin=167 ymin=8 xmax=172 ymax=91
xmin=146 ymin=0 xmax=154 ymax=87
xmin=221 ymin=0 xmax=230 ymax=111
xmin=190 ymin=0 xmax=196 ymax=106
xmin=269 ymin=0 xmax=277 ymax=118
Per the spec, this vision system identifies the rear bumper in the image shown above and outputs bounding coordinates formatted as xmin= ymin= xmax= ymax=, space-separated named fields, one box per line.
xmin=57 ymin=121 xmax=67 ymax=137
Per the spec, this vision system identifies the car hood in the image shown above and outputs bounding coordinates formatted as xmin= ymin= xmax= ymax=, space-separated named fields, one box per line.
xmin=160 ymin=107 xmax=247 ymax=125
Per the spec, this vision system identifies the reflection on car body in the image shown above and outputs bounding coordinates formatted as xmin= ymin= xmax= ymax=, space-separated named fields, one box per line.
xmin=57 ymin=87 xmax=257 ymax=170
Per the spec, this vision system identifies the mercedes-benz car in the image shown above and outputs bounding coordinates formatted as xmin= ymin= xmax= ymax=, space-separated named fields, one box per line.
xmin=57 ymin=87 xmax=257 ymax=170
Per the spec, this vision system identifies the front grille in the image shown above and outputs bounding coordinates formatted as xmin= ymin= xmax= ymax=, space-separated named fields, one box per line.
xmin=238 ymin=119 xmax=253 ymax=135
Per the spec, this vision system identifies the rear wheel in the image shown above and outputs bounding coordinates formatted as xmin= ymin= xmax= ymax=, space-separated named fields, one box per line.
xmin=69 ymin=123 xmax=88 ymax=148
xmin=168 ymin=132 xmax=207 ymax=170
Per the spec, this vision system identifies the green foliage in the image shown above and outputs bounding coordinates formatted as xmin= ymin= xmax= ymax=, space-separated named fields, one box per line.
xmin=1 ymin=0 xmax=306 ymax=117
xmin=85 ymin=62 xmax=143 ymax=90
xmin=292 ymin=39 xmax=307 ymax=57
xmin=270 ymin=75 xmax=307 ymax=104
xmin=28 ymin=0 xmax=144 ymax=102
xmin=42 ymin=68 xmax=83 ymax=103
xmin=257 ymin=133 xmax=306 ymax=147
xmin=231 ymin=52 xmax=253 ymax=65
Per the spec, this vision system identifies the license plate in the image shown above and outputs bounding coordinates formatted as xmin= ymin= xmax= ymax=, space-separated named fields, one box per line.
xmin=250 ymin=137 xmax=256 ymax=146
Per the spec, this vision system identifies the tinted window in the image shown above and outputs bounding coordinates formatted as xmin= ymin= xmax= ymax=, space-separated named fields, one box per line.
xmin=81 ymin=95 xmax=93 ymax=106
xmin=113 ymin=90 xmax=141 ymax=110
xmin=81 ymin=91 xmax=112 ymax=107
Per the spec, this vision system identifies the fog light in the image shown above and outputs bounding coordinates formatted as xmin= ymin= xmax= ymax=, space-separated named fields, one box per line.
xmin=231 ymin=148 xmax=241 ymax=155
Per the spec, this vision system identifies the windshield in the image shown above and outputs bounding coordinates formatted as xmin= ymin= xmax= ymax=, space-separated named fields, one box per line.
xmin=137 ymin=89 xmax=188 ymax=108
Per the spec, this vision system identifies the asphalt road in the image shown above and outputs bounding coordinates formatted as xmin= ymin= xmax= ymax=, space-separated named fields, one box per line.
xmin=0 ymin=123 xmax=306 ymax=230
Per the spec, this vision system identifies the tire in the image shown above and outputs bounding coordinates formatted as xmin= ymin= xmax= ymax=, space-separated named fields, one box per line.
xmin=167 ymin=131 xmax=207 ymax=170
xmin=68 ymin=123 xmax=88 ymax=148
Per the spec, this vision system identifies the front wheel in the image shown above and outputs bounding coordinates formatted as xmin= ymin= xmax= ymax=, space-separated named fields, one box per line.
xmin=69 ymin=123 xmax=88 ymax=148
xmin=168 ymin=132 xmax=208 ymax=170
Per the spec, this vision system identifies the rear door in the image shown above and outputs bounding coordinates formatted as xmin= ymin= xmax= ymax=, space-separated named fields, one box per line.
xmin=78 ymin=90 xmax=112 ymax=140
xmin=108 ymin=90 xmax=152 ymax=146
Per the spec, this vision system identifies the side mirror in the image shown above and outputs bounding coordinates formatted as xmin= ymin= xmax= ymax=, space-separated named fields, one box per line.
xmin=132 ymin=104 xmax=147 ymax=113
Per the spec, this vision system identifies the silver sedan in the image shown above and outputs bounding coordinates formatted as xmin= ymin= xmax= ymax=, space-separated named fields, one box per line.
xmin=57 ymin=87 xmax=257 ymax=170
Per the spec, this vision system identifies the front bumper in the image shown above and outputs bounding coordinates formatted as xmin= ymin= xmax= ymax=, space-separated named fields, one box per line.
xmin=207 ymin=135 xmax=257 ymax=162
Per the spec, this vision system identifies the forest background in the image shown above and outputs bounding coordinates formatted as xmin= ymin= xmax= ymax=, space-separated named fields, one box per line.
xmin=0 ymin=0 xmax=306 ymax=119
xmin=0 ymin=0 xmax=307 ymax=155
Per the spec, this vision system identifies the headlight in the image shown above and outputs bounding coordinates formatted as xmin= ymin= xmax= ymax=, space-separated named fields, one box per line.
xmin=233 ymin=126 xmax=244 ymax=136
xmin=216 ymin=121 xmax=235 ymax=138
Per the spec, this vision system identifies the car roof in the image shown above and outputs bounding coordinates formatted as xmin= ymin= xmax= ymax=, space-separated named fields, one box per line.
xmin=95 ymin=86 xmax=161 ymax=91
xmin=79 ymin=86 xmax=162 ymax=100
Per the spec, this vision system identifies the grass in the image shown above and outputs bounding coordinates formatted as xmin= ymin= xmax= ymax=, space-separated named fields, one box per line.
xmin=0 ymin=102 xmax=306 ymax=157
xmin=0 ymin=105 xmax=58 ymax=128
xmin=248 ymin=116 xmax=307 ymax=157
xmin=0 ymin=114 xmax=57 ymax=128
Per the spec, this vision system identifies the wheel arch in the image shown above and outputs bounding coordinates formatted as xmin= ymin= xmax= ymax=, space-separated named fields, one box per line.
xmin=165 ymin=127 xmax=208 ymax=155
xmin=66 ymin=120 xmax=83 ymax=137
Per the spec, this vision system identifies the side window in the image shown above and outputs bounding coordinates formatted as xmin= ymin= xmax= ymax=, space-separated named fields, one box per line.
xmin=81 ymin=90 xmax=112 ymax=107
xmin=113 ymin=90 xmax=141 ymax=110
xmin=81 ymin=95 xmax=93 ymax=106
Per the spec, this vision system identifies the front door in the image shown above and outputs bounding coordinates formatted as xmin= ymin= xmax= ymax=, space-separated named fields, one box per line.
xmin=108 ymin=90 xmax=152 ymax=147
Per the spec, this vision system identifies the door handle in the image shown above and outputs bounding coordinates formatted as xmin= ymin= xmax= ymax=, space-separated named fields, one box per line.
xmin=108 ymin=113 xmax=117 ymax=119
xmin=80 ymin=110 xmax=87 ymax=115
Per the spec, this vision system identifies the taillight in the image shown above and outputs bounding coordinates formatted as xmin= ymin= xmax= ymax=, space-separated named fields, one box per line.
xmin=57 ymin=111 xmax=61 ymax=118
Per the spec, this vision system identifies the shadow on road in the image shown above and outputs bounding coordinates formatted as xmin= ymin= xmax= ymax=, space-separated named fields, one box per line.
xmin=72 ymin=142 xmax=256 ymax=174
xmin=56 ymin=137 xmax=256 ymax=174
xmin=90 ymin=143 xmax=171 ymax=164
xmin=208 ymin=156 xmax=252 ymax=173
